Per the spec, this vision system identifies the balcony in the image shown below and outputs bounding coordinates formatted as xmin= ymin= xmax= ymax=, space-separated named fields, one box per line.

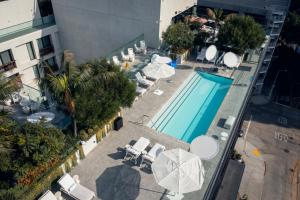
xmin=0 ymin=61 xmax=16 ymax=73
xmin=0 ymin=15 xmax=56 ymax=42
xmin=39 ymin=46 xmax=54 ymax=56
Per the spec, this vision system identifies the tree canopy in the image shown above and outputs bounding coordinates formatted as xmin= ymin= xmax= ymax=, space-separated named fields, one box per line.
xmin=162 ymin=22 xmax=195 ymax=54
xmin=0 ymin=115 xmax=65 ymax=187
xmin=74 ymin=59 xmax=136 ymax=129
xmin=217 ymin=15 xmax=266 ymax=54
xmin=281 ymin=12 xmax=300 ymax=45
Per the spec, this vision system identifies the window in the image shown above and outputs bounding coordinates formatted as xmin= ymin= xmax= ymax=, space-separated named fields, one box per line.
xmin=38 ymin=0 xmax=54 ymax=17
xmin=26 ymin=42 xmax=36 ymax=60
xmin=32 ymin=65 xmax=41 ymax=79
xmin=37 ymin=35 xmax=54 ymax=56
xmin=0 ymin=50 xmax=14 ymax=66
xmin=44 ymin=57 xmax=58 ymax=73
xmin=37 ymin=35 xmax=52 ymax=50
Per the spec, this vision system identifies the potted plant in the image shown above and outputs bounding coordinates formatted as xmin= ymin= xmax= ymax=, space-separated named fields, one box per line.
xmin=162 ymin=22 xmax=195 ymax=64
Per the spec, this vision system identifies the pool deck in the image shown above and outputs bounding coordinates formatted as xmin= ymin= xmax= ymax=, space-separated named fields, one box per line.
xmin=69 ymin=57 xmax=260 ymax=199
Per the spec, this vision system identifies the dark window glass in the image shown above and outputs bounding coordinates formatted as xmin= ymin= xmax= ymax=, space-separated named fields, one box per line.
xmin=38 ymin=0 xmax=54 ymax=17
xmin=37 ymin=35 xmax=52 ymax=50
xmin=0 ymin=50 xmax=13 ymax=65
xmin=26 ymin=42 xmax=36 ymax=60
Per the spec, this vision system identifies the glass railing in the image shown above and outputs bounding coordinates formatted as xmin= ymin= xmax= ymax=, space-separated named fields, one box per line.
xmin=106 ymin=34 xmax=145 ymax=60
xmin=21 ymin=84 xmax=44 ymax=103
xmin=0 ymin=15 xmax=56 ymax=38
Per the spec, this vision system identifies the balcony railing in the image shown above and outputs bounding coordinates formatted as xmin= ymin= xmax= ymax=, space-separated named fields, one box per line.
xmin=0 ymin=61 xmax=16 ymax=73
xmin=39 ymin=46 xmax=54 ymax=56
xmin=0 ymin=15 xmax=55 ymax=38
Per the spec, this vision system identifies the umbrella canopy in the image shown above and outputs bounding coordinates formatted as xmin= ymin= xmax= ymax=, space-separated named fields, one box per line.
xmin=223 ymin=52 xmax=240 ymax=68
xmin=190 ymin=136 xmax=219 ymax=160
xmin=205 ymin=45 xmax=217 ymax=61
xmin=152 ymin=148 xmax=205 ymax=194
xmin=151 ymin=54 xmax=172 ymax=64
xmin=142 ymin=63 xmax=175 ymax=80
xmin=27 ymin=112 xmax=55 ymax=123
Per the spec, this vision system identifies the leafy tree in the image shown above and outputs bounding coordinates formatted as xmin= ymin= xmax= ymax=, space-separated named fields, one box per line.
xmin=162 ymin=22 xmax=195 ymax=54
xmin=217 ymin=15 xmax=265 ymax=55
xmin=193 ymin=31 xmax=210 ymax=47
xmin=74 ymin=59 xmax=136 ymax=128
xmin=16 ymin=123 xmax=65 ymax=165
xmin=281 ymin=12 xmax=300 ymax=45
xmin=41 ymin=50 xmax=91 ymax=137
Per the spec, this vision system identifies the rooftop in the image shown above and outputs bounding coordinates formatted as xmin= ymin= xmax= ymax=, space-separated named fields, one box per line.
xmin=68 ymin=49 xmax=262 ymax=199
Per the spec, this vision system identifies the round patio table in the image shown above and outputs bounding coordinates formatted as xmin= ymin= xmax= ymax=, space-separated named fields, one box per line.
xmin=27 ymin=112 xmax=55 ymax=123
xmin=190 ymin=135 xmax=219 ymax=160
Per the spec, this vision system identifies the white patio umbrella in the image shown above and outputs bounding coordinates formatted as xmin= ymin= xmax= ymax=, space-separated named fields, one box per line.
xmin=205 ymin=45 xmax=217 ymax=61
xmin=142 ymin=63 xmax=175 ymax=80
xmin=27 ymin=112 xmax=55 ymax=123
xmin=152 ymin=148 xmax=205 ymax=198
xmin=190 ymin=136 xmax=219 ymax=160
xmin=223 ymin=52 xmax=240 ymax=68
xmin=151 ymin=54 xmax=172 ymax=64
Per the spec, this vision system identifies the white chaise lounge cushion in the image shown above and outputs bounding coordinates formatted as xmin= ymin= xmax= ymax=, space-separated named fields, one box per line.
xmin=132 ymin=137 xmax=150 ymax=152
xmin=38 ymin=190 xmax=57 ymax=200
xmin=58 ymin=173 xmax=95 ymax=200
xmin=58 ymin=174 xmax=75 ymax=192
xmin=69 ymin=184 xmax=95 ymax=200
xmin=135 ymin=72 xmax=154 ymax=87
xmin=143 ymin=143 xmax=165 ymax=162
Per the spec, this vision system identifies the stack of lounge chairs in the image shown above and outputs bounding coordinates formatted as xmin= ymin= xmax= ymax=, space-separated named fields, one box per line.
xmin=124 ymin=137 xmax=166 ymax=168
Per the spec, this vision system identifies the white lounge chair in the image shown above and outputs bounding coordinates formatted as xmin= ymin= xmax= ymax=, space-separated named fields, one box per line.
xmin=196 ymin=47 xmax=207 ymax=62
xmin=58 ymin=173 xmax=95 ymax=200
xmin=135 ymin=72 xmax=154 ymax=87
xmin=124 ymin=137 xmax=150 ymax=164
xmin=140 ymin=40 xmax=147 ymax=54
xmin=134 ymin=43 xmax=142 ymax=53
xmin=140 ymin=143 xmax=165 ymax=168
xmin=136 ymin=86 xmax=147 ymax=96
xmin=38 ymin=190 xmax=57 ymax=200
xmin=128 ymin=48 xmax=135 ymax=62
xmin=112 ymin=56 xmax=121 ymax=66
xmin=121 ymin=51 xmax=130 ymax=61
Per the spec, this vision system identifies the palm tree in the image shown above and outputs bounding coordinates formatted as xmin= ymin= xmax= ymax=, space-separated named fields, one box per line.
xmin=41 ymin=50 xmax=91 ymax=137
xmin=206 ymin=8 xmax=224 ymax=26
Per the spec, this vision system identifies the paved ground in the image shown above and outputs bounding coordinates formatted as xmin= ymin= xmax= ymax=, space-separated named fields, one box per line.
xmin=236 ymin=102 xmax=300 ymax=200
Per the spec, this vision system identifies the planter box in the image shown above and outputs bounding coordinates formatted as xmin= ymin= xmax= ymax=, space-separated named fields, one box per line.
xmin=176 ymin=50 xmax=190 ymax=64
xmin=81 ymin=134 xmax=97 ymax=156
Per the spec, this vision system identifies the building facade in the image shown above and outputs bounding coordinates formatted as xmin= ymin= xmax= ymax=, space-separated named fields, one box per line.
xmin=0 ymin=0 xmax=62 ymax=101
xmin=51 ymin=0 xmax=197 ymax=63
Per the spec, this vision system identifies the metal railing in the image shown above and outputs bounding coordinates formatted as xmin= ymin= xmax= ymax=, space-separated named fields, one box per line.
xmin=106 ymin=34 xmax=144 ymax=60
xmin=0 ymin=60 xmax=16 ymax=73
xmin=0 ymin=15 xmax=56 ymax=38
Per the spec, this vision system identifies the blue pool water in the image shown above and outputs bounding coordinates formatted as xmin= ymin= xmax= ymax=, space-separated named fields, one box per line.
xmin=149 ymin=71 xmax=233 ymax=143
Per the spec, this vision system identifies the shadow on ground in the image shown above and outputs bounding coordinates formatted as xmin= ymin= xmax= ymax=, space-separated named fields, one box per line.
xmin=96 ymin=165 xmax=141 ymax=200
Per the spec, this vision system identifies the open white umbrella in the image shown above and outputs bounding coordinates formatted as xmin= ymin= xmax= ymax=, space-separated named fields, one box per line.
xmin=152 ymin=148 xmax=205 ymax=197
xmin=142 ymin=63 xmax=175 ymax=80
xmin=223 ymin=52 xmax=240 ymax=68
xmin=27 ymin=112 xmax=55 ymax=123
xmin=151 ymin=54 xmax=172 ymax=64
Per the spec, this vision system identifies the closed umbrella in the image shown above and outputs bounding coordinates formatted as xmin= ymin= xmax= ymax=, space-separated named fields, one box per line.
xmin=152 ymin=148 xmax=205 ymax=199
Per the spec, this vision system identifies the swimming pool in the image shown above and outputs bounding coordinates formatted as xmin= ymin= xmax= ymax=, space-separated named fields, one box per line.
xmin=148 ymin=71 xmax=233 ymax=143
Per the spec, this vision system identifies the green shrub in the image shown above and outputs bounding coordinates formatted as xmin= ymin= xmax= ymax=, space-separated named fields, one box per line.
xmin=162 ymin=22 xmax=195 ymax=54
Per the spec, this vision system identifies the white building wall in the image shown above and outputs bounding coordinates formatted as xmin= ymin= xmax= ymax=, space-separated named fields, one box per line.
xmin=51 ymin=0 xmax=161 ymax=63
xmin=0 ymin=25 xmax=61 ymax=89
xmin=0 ymin=0 xmax=41 ymax=29
xmin=159 ymin=0 xmax=197 ymax=40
